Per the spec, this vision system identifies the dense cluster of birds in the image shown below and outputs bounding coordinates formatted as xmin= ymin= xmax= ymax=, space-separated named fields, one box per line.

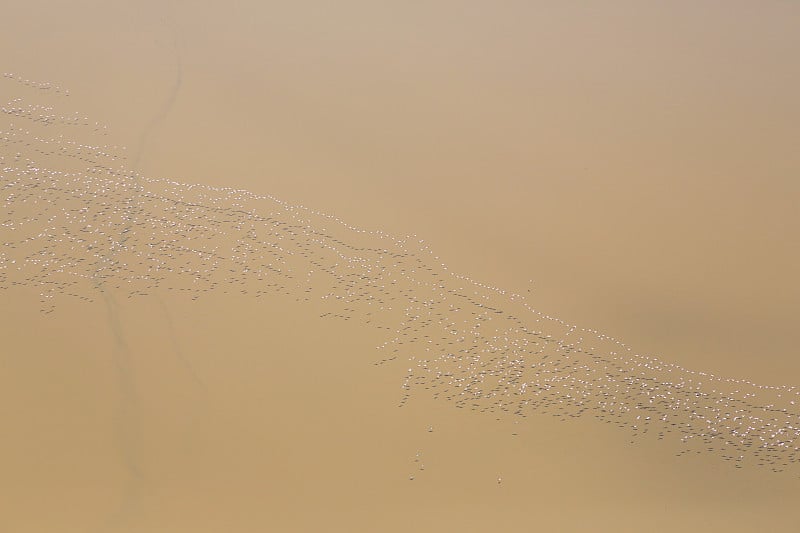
xmin=2 ymin=74 xmax=799 ymax=474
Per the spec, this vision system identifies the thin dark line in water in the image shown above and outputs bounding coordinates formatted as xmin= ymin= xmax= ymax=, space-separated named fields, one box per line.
xmin=92 ymin=14 xmax=187 ymax=532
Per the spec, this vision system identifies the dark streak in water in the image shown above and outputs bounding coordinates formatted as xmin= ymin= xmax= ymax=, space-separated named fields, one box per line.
xmin=95 ymin=19 xmax=187 ymax=532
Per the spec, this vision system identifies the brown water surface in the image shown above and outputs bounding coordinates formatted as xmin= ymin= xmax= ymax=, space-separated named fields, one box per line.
xmin=1 ymin=2 xmax=799 ymax=532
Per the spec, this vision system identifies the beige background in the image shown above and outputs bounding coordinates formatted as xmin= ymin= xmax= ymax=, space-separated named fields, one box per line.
xmin=1 ymin=1 xmax=799 ymax=532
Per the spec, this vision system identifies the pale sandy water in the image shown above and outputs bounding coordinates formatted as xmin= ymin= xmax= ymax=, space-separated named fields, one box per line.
xmin=1 ymin=2 xmax=799 ymax=532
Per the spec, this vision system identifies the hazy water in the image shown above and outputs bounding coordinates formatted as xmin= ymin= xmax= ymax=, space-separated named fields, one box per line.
xmin=2 ymin=2 xmax=799 ymax=532
xmin=3 ymin=71 xmax=800 ymax=531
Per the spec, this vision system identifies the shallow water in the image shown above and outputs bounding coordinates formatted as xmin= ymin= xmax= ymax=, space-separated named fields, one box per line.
xmin=2 ymin=2 xmax=799 ymax=532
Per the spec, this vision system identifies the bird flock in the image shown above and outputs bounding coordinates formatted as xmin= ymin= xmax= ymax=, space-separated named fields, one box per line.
xmin=2 ymin=74 xmax=799 ymax=474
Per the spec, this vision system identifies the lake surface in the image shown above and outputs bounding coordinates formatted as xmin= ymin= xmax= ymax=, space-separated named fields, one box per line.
xmin=1 ymin=2 xmax=799 ymax=532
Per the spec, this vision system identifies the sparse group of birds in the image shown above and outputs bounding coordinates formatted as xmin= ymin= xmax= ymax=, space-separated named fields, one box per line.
xmin=2 ymin=75 xmax=799 ymax=476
